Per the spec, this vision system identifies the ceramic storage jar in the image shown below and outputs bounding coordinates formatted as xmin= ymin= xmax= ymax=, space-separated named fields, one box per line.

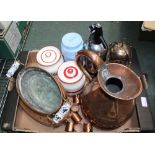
xmin=57 ymin=61 xmax=86 ymax=96
xmin=36 ymin=46 xmax=64 ymax=74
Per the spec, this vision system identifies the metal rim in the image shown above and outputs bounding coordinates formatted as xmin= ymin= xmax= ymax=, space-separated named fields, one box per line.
xmin=16 ymin=67 xmax=66 ymax=115
xmin=98 ymin=63 xmax=143 ymax=100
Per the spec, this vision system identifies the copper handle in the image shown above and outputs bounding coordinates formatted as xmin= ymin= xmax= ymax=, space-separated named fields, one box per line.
xmin=140 ymin=73 xmax=148 ymax=90
xmin=76 ymin=50 xmax=104 ymax=81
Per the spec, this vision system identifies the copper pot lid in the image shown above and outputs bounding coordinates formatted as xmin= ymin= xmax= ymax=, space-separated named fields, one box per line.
xmin=98 ymin=63 xmax=143 ymax=100
xmin=36 ymin=46 xmax=61 ymax=67
xmin=16 ymin=67 xmax=63 ymax=115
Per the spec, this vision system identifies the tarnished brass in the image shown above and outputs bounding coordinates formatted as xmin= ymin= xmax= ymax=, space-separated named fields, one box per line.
xmin=71 ymin=112 xmax=82 ymax=123
xmin=107 ymin=42 xmax=132 ymax=66
xmin=83 ymin=123 xmax=93 ymax=132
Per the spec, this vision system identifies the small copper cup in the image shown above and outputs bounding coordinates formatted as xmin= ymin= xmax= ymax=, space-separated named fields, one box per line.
xmin=74 ymin=123 xmax=83 ymax=132
xmin=71 ymin=105 xmax=79 ymax=112
xmin=71 ymin=112 xmax=82 ymax=124
xmin=83 ymin=123 xmax=93 ymax=132
xmin=65 ymin=121 xmax=74 ymax=132
xmin=73 ymin=95 xmax=81 ymax=105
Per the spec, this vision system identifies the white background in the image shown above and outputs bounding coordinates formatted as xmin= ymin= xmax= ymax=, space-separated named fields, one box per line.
xmin=0 ymin=1 xmax=155 ymax=155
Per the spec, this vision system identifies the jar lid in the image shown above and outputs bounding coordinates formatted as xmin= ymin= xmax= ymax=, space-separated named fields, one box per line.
xmin=61 ymin=32 xmax=83 ymax=49
xmin=37 ymin=46 xmax=61 ymax=66
xmin=58 ymin=61 xmax=83 ymax=84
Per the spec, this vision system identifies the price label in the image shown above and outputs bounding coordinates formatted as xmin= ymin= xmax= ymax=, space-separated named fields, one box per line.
xmin=141 ymin=97 xmax=148 ymax=107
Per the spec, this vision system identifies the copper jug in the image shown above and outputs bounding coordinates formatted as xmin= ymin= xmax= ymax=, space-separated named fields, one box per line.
xmin=76 ymin=50 xmax=143 ymax=129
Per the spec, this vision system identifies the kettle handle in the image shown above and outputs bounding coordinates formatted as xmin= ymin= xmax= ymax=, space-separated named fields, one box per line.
xmin=76 ymin=50 xmax=104 ymax=81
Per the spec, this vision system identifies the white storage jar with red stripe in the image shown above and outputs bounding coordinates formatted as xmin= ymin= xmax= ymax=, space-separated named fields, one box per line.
xmin=36 ymin=46 xmax=64 ymax=74
xmin=57 ymin=61 xmax=86 ymax=96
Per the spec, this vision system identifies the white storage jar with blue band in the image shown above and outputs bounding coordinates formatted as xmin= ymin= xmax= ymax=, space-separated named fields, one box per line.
xmin=61 ymin=32 xmax=84 ymax=61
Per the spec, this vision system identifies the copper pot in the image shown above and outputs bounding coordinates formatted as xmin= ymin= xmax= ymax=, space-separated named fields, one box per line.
xmin=76 ymin=50 xmax=143 ymax=129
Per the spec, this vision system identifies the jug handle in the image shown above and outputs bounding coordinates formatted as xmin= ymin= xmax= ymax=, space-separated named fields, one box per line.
xmin=76 ymin=50 xmax=104 ymax=81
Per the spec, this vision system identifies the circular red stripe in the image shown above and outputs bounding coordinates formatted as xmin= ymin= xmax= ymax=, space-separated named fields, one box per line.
xmin=64 ymin=66 xmax=78 ymax=79
xmin=41 ymin=50 xmax=57 ymax=64
xmin=38 ymin=50 xmax=62 ymax=67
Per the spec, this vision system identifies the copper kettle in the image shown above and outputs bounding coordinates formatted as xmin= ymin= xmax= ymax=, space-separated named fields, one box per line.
xmin=76 ymin=50 xmax=143 ymax=129
xmin=106 ymin=42 xmax=132 ymax=66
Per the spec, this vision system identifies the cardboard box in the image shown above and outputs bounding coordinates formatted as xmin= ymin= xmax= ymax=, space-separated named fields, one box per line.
xmin=1 ymin=50 xmax=154 ymax=133
xmin=143 ymin=21 xmax=155 ymax=31
xmin=0 ymin=21 xmax=31 ymax=59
